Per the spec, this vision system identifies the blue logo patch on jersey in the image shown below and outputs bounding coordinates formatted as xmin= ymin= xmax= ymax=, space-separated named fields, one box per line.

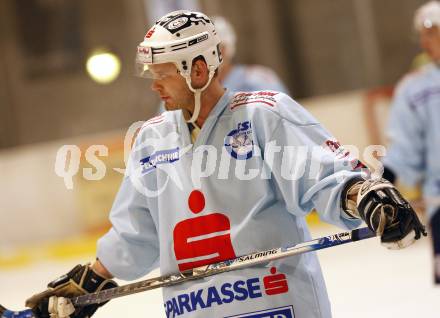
xmin=225 ymin=305 xmax=295 ymax=318
xmin=140 ymin=147 xmax=179 ymax=174
xmin=224 ymin=121 xmax=253 ymax=160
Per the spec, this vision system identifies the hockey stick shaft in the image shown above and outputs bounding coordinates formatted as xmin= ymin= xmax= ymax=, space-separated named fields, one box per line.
xmin=0 ymin=227 xmax=375 ymax=317
xmin=71 ymin=227 xmax=375 ymax=306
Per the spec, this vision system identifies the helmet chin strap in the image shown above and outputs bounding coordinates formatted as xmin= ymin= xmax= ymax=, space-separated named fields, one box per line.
xmin=185 ymin=68 xmax=216 ymax=124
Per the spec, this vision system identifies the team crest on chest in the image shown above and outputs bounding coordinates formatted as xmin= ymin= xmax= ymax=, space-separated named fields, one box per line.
xmin=224 ymin=121 xmax=254 ymax=160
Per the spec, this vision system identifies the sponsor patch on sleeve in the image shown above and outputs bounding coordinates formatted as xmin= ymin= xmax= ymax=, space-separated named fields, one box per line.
xmin=321 ymin=139 xmax=365 ymax=170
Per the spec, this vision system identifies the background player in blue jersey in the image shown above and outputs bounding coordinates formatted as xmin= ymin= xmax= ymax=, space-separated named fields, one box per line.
xmin=24 ymin=10 xmax=426 ymax=318
xmin=382 ymin=0 xmax=440 ymax=284
xmin=212 ymin=16 xmax=289 ymax=94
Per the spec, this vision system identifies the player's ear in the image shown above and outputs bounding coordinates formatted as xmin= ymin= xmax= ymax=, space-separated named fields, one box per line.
xmin=191 ymin=58 xmax=209 ymax=88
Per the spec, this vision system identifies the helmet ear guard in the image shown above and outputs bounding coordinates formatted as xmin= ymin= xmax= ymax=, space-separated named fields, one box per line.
xmin=135 ymin=10 xmax=223 ymax=123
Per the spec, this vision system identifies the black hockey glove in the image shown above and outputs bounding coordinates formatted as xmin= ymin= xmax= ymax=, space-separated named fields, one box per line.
xmin=355 ymin=178 xmax=427 ymax=249
xmin=25 ymin=264 xmax=117 ymax=318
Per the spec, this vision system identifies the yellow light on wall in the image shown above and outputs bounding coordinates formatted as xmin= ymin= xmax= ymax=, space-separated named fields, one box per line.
xmin=86 ymin=50 xmax=121 ymax=84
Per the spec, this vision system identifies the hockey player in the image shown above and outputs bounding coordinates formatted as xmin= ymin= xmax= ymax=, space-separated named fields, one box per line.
xmin=382 ymin=1 xmax=440 ymax=284
xmin=213 ymin=16 xmax=289 ymax=94
xmin=26 ymin=10 xmax=426 ymax=318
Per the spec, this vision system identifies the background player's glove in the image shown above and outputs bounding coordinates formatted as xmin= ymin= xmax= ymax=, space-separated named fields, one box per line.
xmin=25 ymin=264 xmax=117 ymax=318
xmin=355 ymin=178 xmax=427 ymax=249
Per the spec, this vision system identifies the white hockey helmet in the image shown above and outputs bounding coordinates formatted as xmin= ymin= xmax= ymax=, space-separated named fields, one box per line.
xmin=414 ymin=1 xmax=440 ymax=31
xmin=136 ymin=10 xmax=222 ymax=123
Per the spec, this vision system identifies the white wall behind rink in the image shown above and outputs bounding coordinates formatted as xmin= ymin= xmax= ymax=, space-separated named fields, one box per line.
xmin=0 ymin=89 xmax=387 ymax=248
xmin=0 ymin=141 xmax=80 ymax=247
xmin=303 ymin=90 xmax=372 ymax=150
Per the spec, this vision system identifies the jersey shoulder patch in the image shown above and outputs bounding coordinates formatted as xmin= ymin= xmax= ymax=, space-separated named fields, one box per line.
xmin=229 ymin=90 xmax=280 ymax=111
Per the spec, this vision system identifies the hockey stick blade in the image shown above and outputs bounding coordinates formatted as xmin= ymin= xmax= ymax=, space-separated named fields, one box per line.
xmin=0 ymin=227 xmax=375 ymax=317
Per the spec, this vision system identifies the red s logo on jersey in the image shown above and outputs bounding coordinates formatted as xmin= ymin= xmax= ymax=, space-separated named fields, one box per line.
xmin=263 ymin=267 xmax=289 ymax=295
xmin=173 ymin=190 xmax=236 ymax=271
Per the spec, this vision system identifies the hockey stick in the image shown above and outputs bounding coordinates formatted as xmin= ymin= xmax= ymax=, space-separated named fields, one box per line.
xmin=0 ymin=227 xmax=376 ymax=318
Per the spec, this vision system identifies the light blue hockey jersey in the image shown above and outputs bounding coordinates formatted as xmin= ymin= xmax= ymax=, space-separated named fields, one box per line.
xmin=383 ymin=63 xmax=440 ymax=218
xmin=97 ymin=90 xmax=363 ymax=318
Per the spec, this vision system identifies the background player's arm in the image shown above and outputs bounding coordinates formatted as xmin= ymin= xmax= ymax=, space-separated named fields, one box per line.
xmin=382 ymin=84 xmax=426 ymax=187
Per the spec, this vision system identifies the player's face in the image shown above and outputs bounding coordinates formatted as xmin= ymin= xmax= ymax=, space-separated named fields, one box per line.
xmin=419 ymin=26 xmax=440 ymax=62
xmin=149 ymin=63 xmax=193 ymax=111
